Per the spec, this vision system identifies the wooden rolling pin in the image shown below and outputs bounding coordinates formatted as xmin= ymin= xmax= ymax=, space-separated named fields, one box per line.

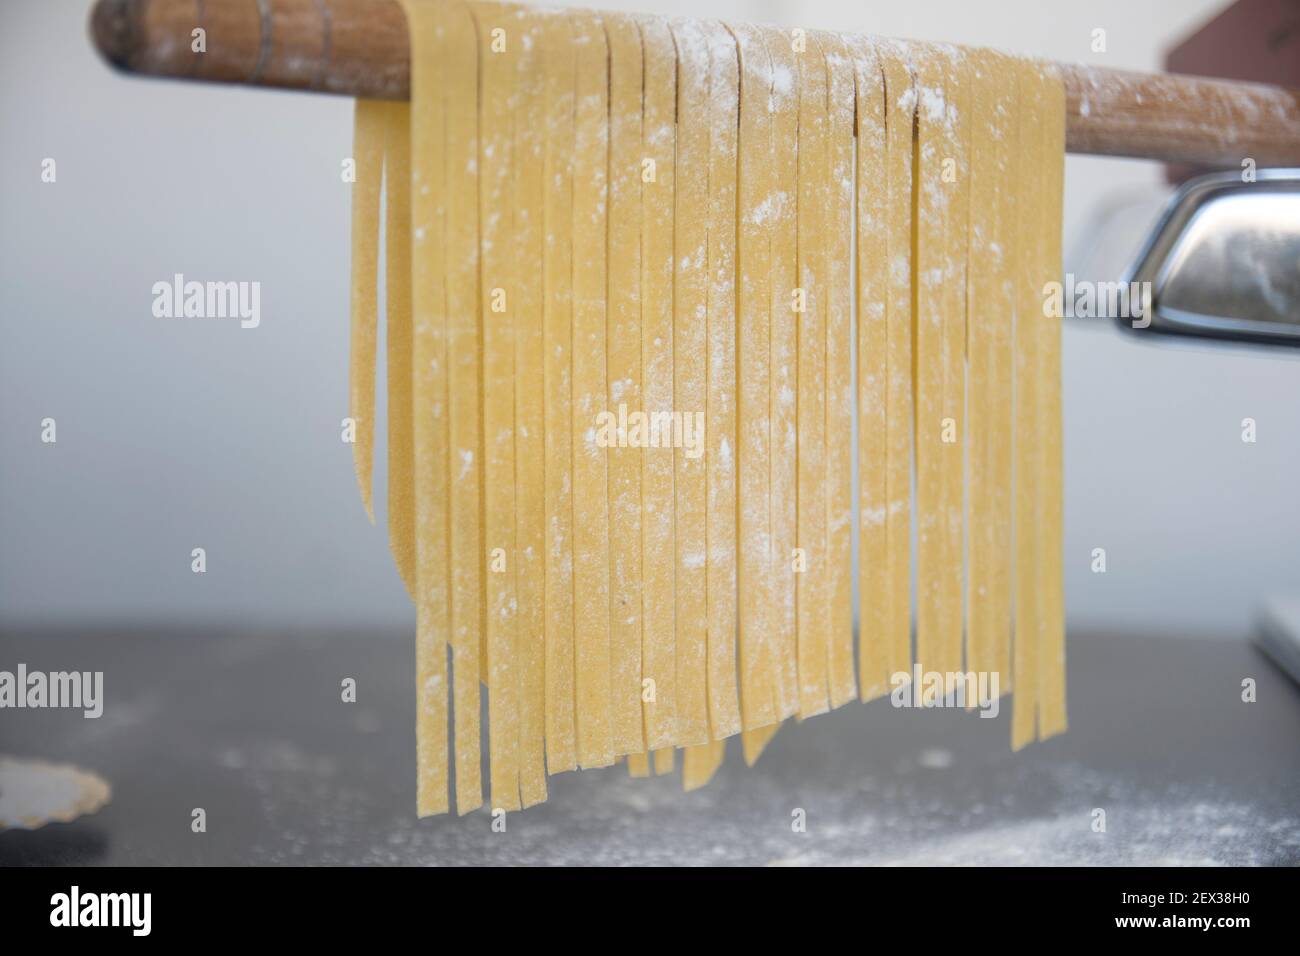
xmin=90 ymin=0 xmax=1300 ymax=167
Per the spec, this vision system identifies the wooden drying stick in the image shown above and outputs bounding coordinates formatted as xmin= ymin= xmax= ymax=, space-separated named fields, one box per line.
xmin=91 ymin=0 xmax=1300 ymax=167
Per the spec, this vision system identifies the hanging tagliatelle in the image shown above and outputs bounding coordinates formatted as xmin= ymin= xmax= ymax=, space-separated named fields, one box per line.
xmin=348 ymin=0 xmax=1066 ymax=817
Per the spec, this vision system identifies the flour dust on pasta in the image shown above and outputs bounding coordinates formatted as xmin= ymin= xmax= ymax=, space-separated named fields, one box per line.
xmin=349 ymin=0 xmax=1067 ymax=816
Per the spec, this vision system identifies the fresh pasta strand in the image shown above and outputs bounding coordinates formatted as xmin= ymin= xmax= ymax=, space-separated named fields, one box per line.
xmin=732 ymin=20 xmax=777 ymax=735
xmin=703 ymin=20 xmax=743 ymax=741
xmin=682 ymin=738 xmax=726 ymax=791
xmin=349 ymin=99 xmax=385 ymax=525
xmin=912 ymin=46 xmax=946 ymax=680
xmin=627 ymin=750 xmax=651 ymax=778
xmin=794 ymin=28 xmax=831 ymax=719
xmin=879 ymin=41 xmax=917 ymax=695
xmin=849 ymin=35 xmax=890 ymax=702
xmin=937 ymin=46 xmax=971 ymax=681
xmin=965 ymin=48 xmax=1017 ymax=693
xmin=653 ymin=746 xmax=675 ymax=776
xmin=669 ymin=16 xmax=710 ymax=749
xmin=823 ymin=31 xmax=858 ymax=710
xmin=1037 ymin=69 xmax=1068 ymax=742
xmin=401 ymin=0 xmax=449 ymax=819
xmin=571 ymin=9 xmax=614 ymax=770
xmin=762 ymin=24 xmax=801 ymax=723
xmin=1011 ymin=57 xmax=1045 ymax=751
xmin=443 ymin=0 xmax=485 ymax=814
xmin=511 ymin=6 xmax=549 ymax=809
xmin=605 ymin=11 xmax=647 ymax=760
xmin=473 ymin=0 xmax=521 ymax=811
xmin=352 ymin=4 xmax=1069 ymax=815
xmin=540 ymin=9 xmax=579 ymax=775
xmin=383 ymin=102 xmax=418 ymax=601
xmin=741 ymin=721 xmax=781 ymax=767
xmin=638 ymin=14 xmax=679 ymax=754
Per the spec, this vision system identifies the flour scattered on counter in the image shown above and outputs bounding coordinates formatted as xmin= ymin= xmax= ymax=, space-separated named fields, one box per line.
xmin=918 ymin=748 xmax=953 ymax=769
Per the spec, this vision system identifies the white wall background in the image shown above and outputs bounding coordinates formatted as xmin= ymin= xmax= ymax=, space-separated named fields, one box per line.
xmin=2 ymin=0 xmax=1297 ymax=638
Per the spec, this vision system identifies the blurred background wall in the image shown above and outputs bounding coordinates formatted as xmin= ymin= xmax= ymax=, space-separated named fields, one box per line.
xmin=2 ymin=0 xmax=1297 ymax=638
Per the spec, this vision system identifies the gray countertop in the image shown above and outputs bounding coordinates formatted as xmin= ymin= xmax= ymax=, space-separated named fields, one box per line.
xmin=1 ymin=628 xmax=1297 ymax=865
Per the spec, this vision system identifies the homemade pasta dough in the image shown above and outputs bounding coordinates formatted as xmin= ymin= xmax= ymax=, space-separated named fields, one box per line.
xmin=351 ymin=0 xmax=1068 ymax=816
